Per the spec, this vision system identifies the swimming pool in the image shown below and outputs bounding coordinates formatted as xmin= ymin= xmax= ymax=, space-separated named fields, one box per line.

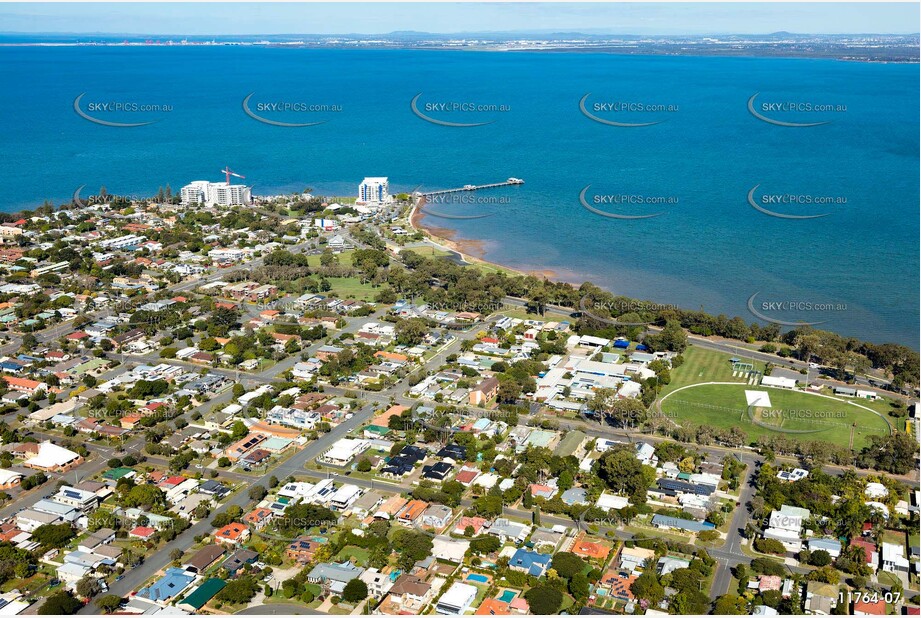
xmin=498 ymin=590 xmax=516 ymax=603
xmin=466 ymin=574 xmax=489 ymax=584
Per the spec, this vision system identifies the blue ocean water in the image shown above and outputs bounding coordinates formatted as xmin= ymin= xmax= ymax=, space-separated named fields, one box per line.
xmin=0 ymin=47 xmax=917 ymax=345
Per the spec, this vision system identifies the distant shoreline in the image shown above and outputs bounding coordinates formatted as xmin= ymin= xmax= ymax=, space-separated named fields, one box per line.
xmin=0 ymin=35 xmax=917 ymax=63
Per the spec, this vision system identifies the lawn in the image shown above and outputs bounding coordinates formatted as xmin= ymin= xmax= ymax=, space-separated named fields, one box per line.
xmin=402 ymin=245 xmax=452 ymax=258
xmin=334 ymin=545 xmax=371 ymax=566
xmin=307 ymin=249 xmax=355 ymax=267
xmin=493 ymin=307 xmax=541 ymax=321
xmin=662 ymin=345 xmax=768 ymax=393
xmin=326 ymin=277 xmax=384 ymax=301
xmin=882 ymin=530 xmax=908 ymax=546
xmin=660 ymin=383 xmax=891 ymax=449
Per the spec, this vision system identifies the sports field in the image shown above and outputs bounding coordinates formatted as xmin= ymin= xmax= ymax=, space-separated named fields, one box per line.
xmin=662 ymin=346 xmax=768 ymax=393
xmin=660 ymin=382 xmax=891 ymax=449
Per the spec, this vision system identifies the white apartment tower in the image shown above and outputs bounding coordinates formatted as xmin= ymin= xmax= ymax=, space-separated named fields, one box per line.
xmin=358 ymin=177 xmax=390 ymax=205
xmin=180 ymin=181 xmax=252 ymax=207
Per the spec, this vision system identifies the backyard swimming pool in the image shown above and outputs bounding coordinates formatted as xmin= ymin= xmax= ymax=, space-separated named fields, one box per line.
xmin=466 ymin=574 xmax=489 ymax=584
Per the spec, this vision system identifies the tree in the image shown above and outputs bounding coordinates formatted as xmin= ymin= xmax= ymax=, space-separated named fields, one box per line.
xmin=124 ymin=484 xmax=166 ymax=508
xmin=523 ymin=585 xmax=563 ymax=614
xmin=391 ymin=530 xmax=433 ymax=569
xmin=754 ymin=538 xmax=786 ymax=555
xmin=469 ymin=535 xmax=501 ymax=555
xmin=356 ymin=458 xmax=372 ymax=472
xmin=670 ymin=590 xmax=711 ymax=615
xmin=32 ymin=523 xmax=75 ymax=548
xmin=809 ymin=549 xmax=832 ymax=567
xmin=857 ymin=432 xmax=917 ymax=475
xmin=551 ymin=552 xmax=587 ymax=579
xmin=646 ymin=319 xmax=688 ymax=353
xmin=395 ymin=318 xmax=428 ymax=346
xmin=342 ymin=578 xmax=368 ymax=603
xmin=217 ymin=577 xmax=259 ymax=604
xmin=569 ymin=572 xmax=590 ymax=600
xmin=96 ymin=595 xmax=123 ymax=613
xmin=597 ymin=446 xmax=656 ymax=504
xmin=248 ymin=485 xmax=267 ymax=501
xmin=712 ymin=594 xmax=749 ymax=615
xmin=630 ymin=571 xmax=665 ymax=604
xmin=806 ymin=566 xmax=840 ymax=584
xmin=230 ymin=420 xmax=249 ymax=440
xmin=77 ymin=575 xmax=103 ymax=598
xmin=38 ymin=591 xmax=82 ymax=615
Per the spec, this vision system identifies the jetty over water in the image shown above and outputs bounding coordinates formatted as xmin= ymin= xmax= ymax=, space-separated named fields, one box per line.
xmin=418 ymin=177 xmax=523 ymax=197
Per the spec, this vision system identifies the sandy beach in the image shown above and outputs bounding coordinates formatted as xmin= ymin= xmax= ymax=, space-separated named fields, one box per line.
xmin=409 ymin=199 xmax=560 ymax=282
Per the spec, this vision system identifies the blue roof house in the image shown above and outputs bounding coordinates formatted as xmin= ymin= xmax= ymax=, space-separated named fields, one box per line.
xmin=508 ymin=549 xmax=552 ymax=577
xmin=137 ymin=567 xmax=196 ymax=603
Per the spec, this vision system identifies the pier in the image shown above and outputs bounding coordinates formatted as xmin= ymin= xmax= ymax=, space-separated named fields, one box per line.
xmin=418 ymin=177 xmax=523 ymax=197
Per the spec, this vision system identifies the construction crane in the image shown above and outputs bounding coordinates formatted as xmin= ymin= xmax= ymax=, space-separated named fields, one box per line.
xmin=221 ymin=166 xmax=245 ymax=184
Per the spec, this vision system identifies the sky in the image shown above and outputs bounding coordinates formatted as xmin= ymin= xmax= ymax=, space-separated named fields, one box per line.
xmin=0 ymin=3 xmax=918 ymax=36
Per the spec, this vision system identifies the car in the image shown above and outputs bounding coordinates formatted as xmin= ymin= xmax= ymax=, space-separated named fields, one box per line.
xmin=115 ymin=575 xmax=123 ymax=582
xmin=809 ymin=362 xmax=820 ymax=369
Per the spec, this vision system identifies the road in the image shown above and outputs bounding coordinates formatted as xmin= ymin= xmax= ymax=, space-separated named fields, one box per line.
xmin=236 ymin=604 xmax=322 ymax=615
xmin=709 ymin=462 xmax=757 ymax=600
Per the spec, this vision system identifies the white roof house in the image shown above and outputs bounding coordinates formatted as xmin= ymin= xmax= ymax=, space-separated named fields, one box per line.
xmin=435 ymin=582 xmax=478 ymax=615
xmin=596 ymin=492 xmax=631 ymax=512
xmin=431 ymin=536 xmax=470 ymax=563
xmin=329 ymin=484 xmax=362 ymax=510
xmin=0 ymin=469 xmax=23 ymax=487
xmin=764 ymin=504 xmax=809 ymax=550
xmin=635 ymin=442 xmax=657 ymax=466
xmin=865 ymin=482 xmax=889 ymax=499
xmin=321 ymin=439 xmax=370 ymax=465
xmin=882 ymin=543 xmax=910 ymax=572
xmin=27 ymin=441 xmax=81 ymax=471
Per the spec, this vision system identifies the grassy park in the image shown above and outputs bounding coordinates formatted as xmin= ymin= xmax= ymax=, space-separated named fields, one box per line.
xmin=660 ymin=381 xmax=890 ymax=448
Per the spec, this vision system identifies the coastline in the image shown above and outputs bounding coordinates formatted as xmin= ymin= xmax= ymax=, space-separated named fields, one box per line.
xmin=408 ymin=198 xmax=560 ymax=282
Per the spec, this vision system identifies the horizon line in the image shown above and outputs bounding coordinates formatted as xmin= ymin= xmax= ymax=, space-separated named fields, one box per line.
xmin=2 ymin=29 xmax=919 ymax=36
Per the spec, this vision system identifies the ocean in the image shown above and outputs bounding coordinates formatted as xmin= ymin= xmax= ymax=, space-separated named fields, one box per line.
xmin=0 ymin=46 xmax=917 ymax=345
